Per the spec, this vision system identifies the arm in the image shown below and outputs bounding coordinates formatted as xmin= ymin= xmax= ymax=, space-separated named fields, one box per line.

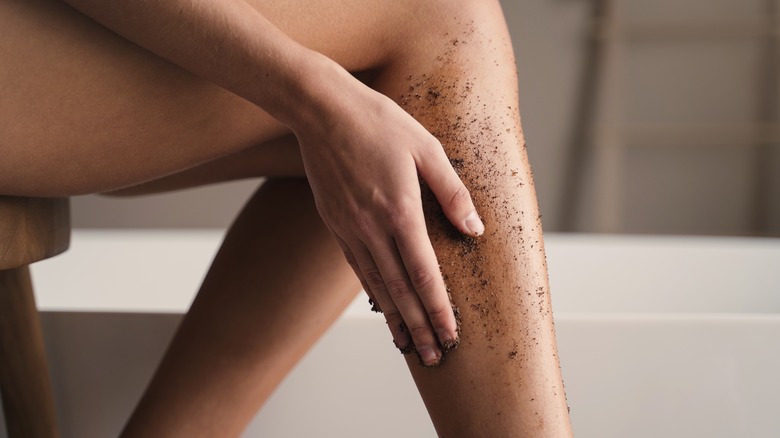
xmin=58 ymin=0 xmax=329 ymax=126
xmin=60 ymin=0 xmax=483 ymax=364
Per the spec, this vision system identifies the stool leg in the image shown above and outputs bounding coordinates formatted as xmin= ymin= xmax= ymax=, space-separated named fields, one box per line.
xmin=0 ymin=266 xmax=58 ymax=438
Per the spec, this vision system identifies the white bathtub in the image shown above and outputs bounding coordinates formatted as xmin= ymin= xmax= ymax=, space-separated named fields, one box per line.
xmin=1 ymin=231 xmax=778 ymax=437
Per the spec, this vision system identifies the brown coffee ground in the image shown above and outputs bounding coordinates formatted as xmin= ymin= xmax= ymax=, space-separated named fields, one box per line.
xmin=392 ymin=27 xmax=567 ymax=418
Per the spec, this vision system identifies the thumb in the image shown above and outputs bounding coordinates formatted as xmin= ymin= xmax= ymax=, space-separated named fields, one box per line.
xmin=417 ymin=143 xmax=484 ymax=237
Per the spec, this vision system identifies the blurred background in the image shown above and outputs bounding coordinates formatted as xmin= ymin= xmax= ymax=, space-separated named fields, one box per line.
xmin=69 ymin=0 xmax=780 ymax=237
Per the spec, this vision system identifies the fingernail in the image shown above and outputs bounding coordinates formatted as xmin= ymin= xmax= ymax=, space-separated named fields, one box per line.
xmin=394 ymin=339 xmax=414 ymax=354
xmin=465 ymin=211 xmax=484 ymax=236
xmin=437 ymin=329 xmax=459 ymax=353
xmin=436 ymin=329 xmax=455 ymax=344
xmin=417 ymin=345 xmax=440 ymax=366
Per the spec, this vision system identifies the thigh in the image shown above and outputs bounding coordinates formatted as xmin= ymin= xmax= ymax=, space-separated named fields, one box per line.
xmin=105 ymin=134 xmax=304 ymax=196
xmin=0 ymin=0 xmax=411 ymax=197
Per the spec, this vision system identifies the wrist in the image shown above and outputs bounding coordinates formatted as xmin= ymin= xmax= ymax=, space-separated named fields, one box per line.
xmin=275 ymin=49 xmax=363 ymax=136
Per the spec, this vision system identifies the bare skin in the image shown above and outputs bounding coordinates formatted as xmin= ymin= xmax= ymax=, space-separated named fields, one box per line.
xmin=1 ymin=0 xmax=573 ymax=436
xmin=122 ymin=178 xmax=365 ymax=437
xmin=2 ymin=0 xmax=473 ymax=366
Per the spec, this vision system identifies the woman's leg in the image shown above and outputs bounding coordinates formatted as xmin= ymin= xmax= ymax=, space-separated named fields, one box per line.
xmin=369 ymin=2 xmax=573 ymax=436
xmin=3 ymin=0 xmax=572 ymax=435
xmin=122 ymin=178 xmax=361 ymax=437
xmin=104 ymin=135 xmax=304 ymax=196
xmin=0 ymin=0 xmax=379 ymax=196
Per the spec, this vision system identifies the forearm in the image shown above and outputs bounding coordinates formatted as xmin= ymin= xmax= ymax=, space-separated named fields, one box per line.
xmin=59 ymin=0 xmax=342 ymax=128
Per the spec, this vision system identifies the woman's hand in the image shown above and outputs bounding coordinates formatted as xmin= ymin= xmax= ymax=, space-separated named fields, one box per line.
xmin=62 ymin=0 xmax=481 ymax=365
xmin=291 ymin=65 xmax=484 ymax=367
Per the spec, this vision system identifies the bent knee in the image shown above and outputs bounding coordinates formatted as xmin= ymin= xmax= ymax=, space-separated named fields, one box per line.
xmin=379 ymin=0 xmax=515 ymax=89
xmin=388 ymin=0 xmax=508 ymax=54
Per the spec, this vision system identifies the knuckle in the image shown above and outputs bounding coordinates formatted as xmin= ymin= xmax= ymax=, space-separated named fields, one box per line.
xmin=407 ymin=266 xmax=437 ymax=292
xmin=384 ymin=210 xmax=409 ymax=232
xmin=386 ymin=278 xmax=413 ymax=301
xmin=429 ymin=137 xmax=444 ymax=150
xmin=383 ymin=198 xmax=417 ymax=232
xmin=407 ymin=322 xmax=431 ymax=339
xmin=422 ymin=137 xmax=443 ymax=155
xmin=426 ymin=305 xmax=452 ymax=328
xmin=448 ymin=183 xmax=471 ymax=211
xmin=363 ymin=269 xmax=385 ymax=289
xmin=384 ymin=309 xmax=403 ymax=325
xmin=353 ymin=211 xmax=375 ymax=237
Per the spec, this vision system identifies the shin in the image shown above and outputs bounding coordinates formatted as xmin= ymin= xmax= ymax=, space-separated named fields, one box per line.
xmin=374 ymin=1 xmax=573 ymax=436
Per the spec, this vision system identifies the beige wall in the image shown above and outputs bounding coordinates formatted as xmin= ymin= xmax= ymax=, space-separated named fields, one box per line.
xmin=72 ymin=0 xmax=780 ymax=236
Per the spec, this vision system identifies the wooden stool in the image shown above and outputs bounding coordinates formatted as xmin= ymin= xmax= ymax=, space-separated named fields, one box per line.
xmin=0 ymin=197 xmax=70 ymax=438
